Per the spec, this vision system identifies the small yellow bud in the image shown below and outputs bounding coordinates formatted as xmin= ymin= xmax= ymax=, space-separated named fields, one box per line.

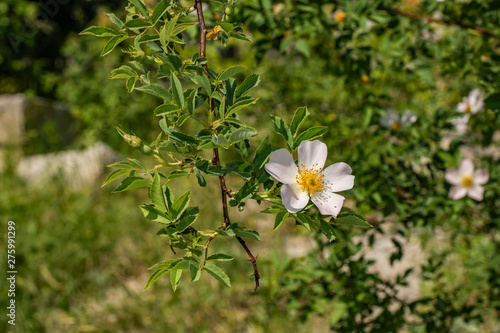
xmin=333 ymin=9 xmax=346 ymax=23
xmin=361 ymin=74 xmax=369 ymax=83
xmin=225 ymin=7 xmax=231 ymax=15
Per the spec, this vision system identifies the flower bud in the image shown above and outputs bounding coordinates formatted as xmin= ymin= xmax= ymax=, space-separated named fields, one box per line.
xmin=123 ymin=134 xmax=142 ymax=148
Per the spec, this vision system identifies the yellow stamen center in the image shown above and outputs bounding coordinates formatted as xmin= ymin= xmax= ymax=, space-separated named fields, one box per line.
xmin=296 ymin=164 xmax=325 ymax=194
xmin=461 ymin=176 xmax=473 ymax=188
xmin=465 ymin=103 xmax=472 ymax=114
xmin=391 ymin=121 xmax=401 ymax=131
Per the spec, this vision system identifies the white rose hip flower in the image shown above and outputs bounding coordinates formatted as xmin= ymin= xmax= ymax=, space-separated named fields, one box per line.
xmin=445 ymin=159 xmax=489 ymax=201
xmin=457 ymin=88 xmax=484 ymax=114
xmin=264 ymin=140 xmax=354 ymax=218
xmin=380 ymin=109 xmax=417 ymax=130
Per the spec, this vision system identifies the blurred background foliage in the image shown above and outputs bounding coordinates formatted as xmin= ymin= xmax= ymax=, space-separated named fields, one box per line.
xmin=1 ymin=0 xmax=500 ymax=332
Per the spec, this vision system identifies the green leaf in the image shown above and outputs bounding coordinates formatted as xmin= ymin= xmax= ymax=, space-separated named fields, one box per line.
xmin=170 ymin=269 xmax=182 ymax=291
xmin=126 ymin=76 xmax=138 ymax=92
xmin=252 ymin=136 xmax=272 ymax=172
xmin=234 ymin=182 xmax=258 ymax=203
xmin=167 ymin=170 xmax=191 ymax=180
xmin=106 ymin=13 xmax=124 ymax=29
xmin=102 ymin=168 xmax=129 ymax=187
xmin=196 ymin=74 xmax=211 ymax=96
xmin=224 ymin=97 xmax=257 ymax=118
xmin=334 ymin=213 xmax=372 ymax=228
xmin=293 ymin=126 xmax=327 ymax=149
xmin=149 ymin=258 xmax=184 ymax=271
xmin=203 ymin=264 xmax=231 ymax=288
xmin=129 ymin=0 xmax=149 ymax=18
xmin=206 ymin=253 xmax=234 ymax=261
xmin=269 ymin=114 xmax=293 ymax=150
xmin=172 ymin=22 xmax=198 ymax=35
xmin=235 ymin=228 xmax=261 ymax=241
xmin=169 ymin=131 xmax=198 ymax=144
xmin=154 ymin=104 xmax=179 ymax=115
xmin=169 ymin=191 xmax=191 ymax=221
xmin=123 ymin=19 xmax=150 ymax=29
xmin=187 ymin=89 xmax=198 ymax=115
xmin=144 ymin=268 xmax=170 ymax=290
xmin=113 ymin=176 xmax=150 ymax=192
xmin=228 ymin=127 xmax=257 ymax=144
xmin=79 ymin=26 xmax=117 ymax=37
xmin=152 ymin=0 xmax=171 ymax=25
xmin=140 ymin=204 xmax=171 ymax=224
xmin=290 ymin=106 xmax=310 ymax=137
xmin=107 ymin=160 xmax=140 ymax=170
xmin=171 ymin=73 xmax=184 ymax=108
xmin=212 ymin=134 xmax=230 ymax=147
xmin=320 ymin=220 xmax=336 ymax=242
xmin=163 ymin=185 xmax=174 ymax=209
xmin=136 ymin=84 xmax=173 ymax=102
xmin=195 ymin=169 xmax=206 ymax=187
xmin=189 ymin=262 xmax=201 ymax=281
xmin=177 ymin=206 xmax=199 ymax=232
xmin=273 ymin=211 xmax=289 ymax=230
xmin=110 ymin=65 xmax=136 ymax=79
xmin=235 ymin=74 xmax=260 ymax=99
xmin=217 ymin=65 xmax=245 ymax=83
xmin=101 ymin=35 xmax=128 ymax=56
xmin=149 ymin=172 xmax=167 ymax=212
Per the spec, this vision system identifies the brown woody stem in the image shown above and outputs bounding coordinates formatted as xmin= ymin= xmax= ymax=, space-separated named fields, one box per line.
xmin=195 ymin=0 xmax=260 ymax=292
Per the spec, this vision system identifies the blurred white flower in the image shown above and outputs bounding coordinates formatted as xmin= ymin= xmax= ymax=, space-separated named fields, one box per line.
xmin=445 ymin=159 xmax=489 ymax=201
xmin=457 ymin=89 xmax=484 ymax=114
xmin=380 ymin=109 xmax=417 ymax=130
xmin=451 ymin=114 xmax=470 ymax=134
xmin=264 ymin=140 xmax=354 ymax=218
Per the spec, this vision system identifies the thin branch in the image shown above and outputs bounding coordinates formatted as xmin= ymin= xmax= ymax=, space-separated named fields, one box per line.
xmin=386 ymin=7 xmax=495 ymax=38
xmin=195 ymin=0 xmax=260 ymax=292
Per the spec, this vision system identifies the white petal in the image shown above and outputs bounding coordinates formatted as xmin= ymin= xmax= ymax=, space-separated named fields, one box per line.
xmin=322 ymin=162 xmax=355 ymax=192
xmin=474 ymin=168 xmax=489 ymax=185
xmin=467 ymin=185 xmax=484 ymax=201
xmin=457 ymin=101 xmax=469 ymax=113
xmin=264 ymin=148 xmax=298 ymax=184
xmin=297 ymin=140 xmax=327 ymax=170
xmin=401 ymin=110 xmax=417 ymax=126
xmin=445 ymin=168 xmax=461 ymax=185
xmin=280 ymin=183 xmax=309 ymax=213
xmin=458 ymin=159 xmax=474 ymax=176
xmin=449 ymin=186 xmax=467 ymax=200
xmin=380 ymin=109 xmax=399 ymax=128
xmin=311 ymin=192 xmax=345 ymax=218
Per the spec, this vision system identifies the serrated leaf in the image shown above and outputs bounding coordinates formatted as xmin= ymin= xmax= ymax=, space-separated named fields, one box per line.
xmin=167 ymin=170 xmax=191 ymax=180
xmin=106 ymin=13 xmax=124 ymax=29
xmin=123 ymin=19 xmax=150 ymax=29
xmin=172 ymin=22 xmax=198 ymax=35
xmin=113 ymin=176 xmax=150 ymax=192
xmin=129 ymin=0 xmax=149 ymax=18
xmin=293 ymin=126 xmax=327 ymax=149
xmin=187 ymin=89 xmax=198 ymax=115
xmin=235 ymin=229 xmax=261 ymax=241
xmin=217 ymin=65 xmax=245 ymax=83
xmin=235 ymin=74 xmax=260 ymax=99
xmin=290 ymin=106 xmax=310 ymax=137
xmin=274 ymin=211 xmax=289 ymax=230
xmin=170 ymin=269 xmax=182 ymax=291
xmin=189 ymin=262 xmax=201 ymax=281
xmin=206 ymin=253 xmax=234 ymax=261
xmin=110 ymin=65 xmax=136 ymax=79
xmin=102 ymin=168 xmax=129 ymax=187
xmin=163 ymin=185 xmax=174 ymax=209
xmin=320 ymin=220 xmax=336 ymax=242
xmin=140 ymin=204 xmax=171 ymax=224
xmin=224 ymin=97 xmax=257 ymax=118
xmin=79 ymin=26 xmax=118 ymax=37
xmin=149 ymin=258 xmax=184 ymax=271
xmin=101 ymin=35 xmax=128 ymax=56
xmin=136 ymin=84 xmax=173 ymax=102
xmin=144 ymin=268 xmax=170 ymax=290
xmin=149 ymin=172 xmax=167 ymax=212
xmin=169 ymin=191 xmax=190 ymax=221
xmin=334 ymin=213 xmax=372 ymax=228
xmin=203 ymin=264 xmax=231 ymax=288
xmin=126 ymin=76 xmax=138 ymax=92
xmin=152 ymin=0 xmax=171 ymax=25
xmin=169 ymin=131 xmax=198 ymax=144
xmin=195 ymin=169 xmax=206 ymax=187
xmin=177 ymin=206 xmax=199 ymax=232
xmin=212 ymin=134 xmax=230 ymax=147
xmin=154 ymin=104 xmax=179 ymax=115
xmin=269 ymin=114 xmax=293 ymax=150
xmin=252 ymin=136 xmax=272 ymax=172
xmin=229 ymin=127 xmax=257 ymax=144
xmin=171 ymin=73 xmax=184 ymax=108
xmin=196 ymin=74 xmax=211 ymax=96
xmin=107 ymin=160 xmax=139 ymax=170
